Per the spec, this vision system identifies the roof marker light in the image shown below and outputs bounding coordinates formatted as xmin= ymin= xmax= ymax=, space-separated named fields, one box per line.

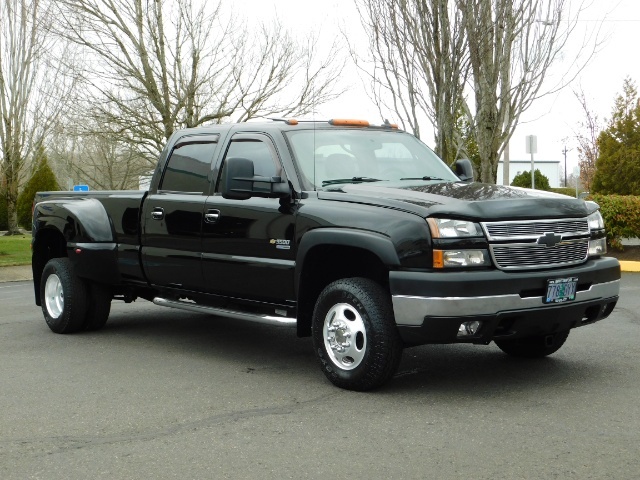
xmin=269 ymin=118 xmax=299 ymax=125
xmin=329 ymin=119 xmax=370 ymax=127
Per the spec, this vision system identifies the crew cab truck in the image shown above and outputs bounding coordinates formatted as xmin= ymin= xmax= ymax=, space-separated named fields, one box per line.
xmin=31 ymin=119 xmax=621 ymax=391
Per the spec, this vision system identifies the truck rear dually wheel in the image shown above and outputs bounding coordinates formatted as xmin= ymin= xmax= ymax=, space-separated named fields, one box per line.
xmin=495 ymin=330 xmax=570 ymax=358
xmin=312 ymin=277 xmax=403 ymax=391
xmin=40 ymin=258 xmax=88 ymax=334
xmin=83 ymin=283 xmax=112 ymax=331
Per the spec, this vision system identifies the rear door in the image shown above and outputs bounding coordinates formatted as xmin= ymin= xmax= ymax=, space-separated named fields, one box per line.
xmin=141 ymin=134 xmax=220 ymax=290
xmin=200 ymin=133 xmax=296 ymax=303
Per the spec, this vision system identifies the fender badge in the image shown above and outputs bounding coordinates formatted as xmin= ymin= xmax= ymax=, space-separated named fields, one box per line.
xmin=270 ymin=239 xmax=291 ymax=250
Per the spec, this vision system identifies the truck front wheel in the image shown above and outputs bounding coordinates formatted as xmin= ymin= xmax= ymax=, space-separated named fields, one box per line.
xmin=494 ymin=330 xmax=570 ymax=358
xmin=312 ymin=278 xmax=403 ymax=391
xmin=40 ymin=258 xmax=88 ymax=334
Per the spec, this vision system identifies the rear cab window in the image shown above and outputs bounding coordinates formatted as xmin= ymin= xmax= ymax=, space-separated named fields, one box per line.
xmin=160 ymin=134 xmax=220 ymax=194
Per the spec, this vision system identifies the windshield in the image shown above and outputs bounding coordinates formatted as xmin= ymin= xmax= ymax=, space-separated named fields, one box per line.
xmin=284 ymin=129 xmax=459 ymax=190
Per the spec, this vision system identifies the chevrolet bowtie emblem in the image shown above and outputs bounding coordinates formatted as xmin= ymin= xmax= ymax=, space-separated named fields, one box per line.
xmin=537 ymin=232 xmax=563 ymax=247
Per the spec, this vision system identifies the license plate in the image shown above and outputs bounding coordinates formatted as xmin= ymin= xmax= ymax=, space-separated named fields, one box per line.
xmin=545 ymin=277 xmax=578 ymax=304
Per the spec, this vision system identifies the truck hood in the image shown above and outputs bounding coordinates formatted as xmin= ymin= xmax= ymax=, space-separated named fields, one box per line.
xmin=317 ymin=181 xmax=593 ymax=221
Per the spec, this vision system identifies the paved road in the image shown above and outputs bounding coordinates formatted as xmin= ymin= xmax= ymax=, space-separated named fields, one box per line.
xmin=1 ymin=276 xmax=639 ymax=479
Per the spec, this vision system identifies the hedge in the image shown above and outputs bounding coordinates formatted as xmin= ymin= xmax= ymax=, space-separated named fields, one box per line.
xmin=590 ymin=194 xmax=640 ymax=250
xmin=550 ymin=187 xmax=578 ymax=197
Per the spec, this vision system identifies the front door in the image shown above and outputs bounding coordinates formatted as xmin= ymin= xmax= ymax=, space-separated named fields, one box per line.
xmin=201 ymin=133 xmax=296 ymax=303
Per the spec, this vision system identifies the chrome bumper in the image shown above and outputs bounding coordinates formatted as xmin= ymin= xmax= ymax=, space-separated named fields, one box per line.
xmin=392 ymin=279 xmax=620 ymax=326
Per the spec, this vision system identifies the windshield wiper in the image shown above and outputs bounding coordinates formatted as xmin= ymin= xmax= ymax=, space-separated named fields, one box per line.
xmin=399 ymin=176 xmax=445 ymax=181
xmin=322 ymin=177 xmax=383 ymax=186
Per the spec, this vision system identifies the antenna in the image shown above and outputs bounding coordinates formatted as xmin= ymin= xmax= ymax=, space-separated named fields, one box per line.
xmin=313 ymin=79 xmax=316 ymax=191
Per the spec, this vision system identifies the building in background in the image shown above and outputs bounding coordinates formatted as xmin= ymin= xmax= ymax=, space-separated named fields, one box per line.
xmin=497 ymin=159 xmax=561 ymax=188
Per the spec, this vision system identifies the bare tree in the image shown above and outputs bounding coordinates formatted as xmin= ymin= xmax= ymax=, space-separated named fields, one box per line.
xmin=71 ymin=138 xmax=148 ymax=191
xmin=458 ymin=0 xmax=596 ymax=183
xmin=0 ymin=0 xmax=75 ymax=233
xmin=48 ymin=123 xmax=150 ymax=191
xmin=355 ymin=0 xmax=599 ymax=183
xmin=573 ymin=88 xmax=601 ymax=192
xmin=354 ymin=0 xmax=468 ymax=164
xmin=55 ymin=0 xmax=345 ymax=166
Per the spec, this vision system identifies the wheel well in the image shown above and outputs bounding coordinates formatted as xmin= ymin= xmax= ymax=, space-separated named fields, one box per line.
xmin=296 ymin=245 xmax=389 ymax=338
xmin=32 ymin=229 xmax=67 ymax=305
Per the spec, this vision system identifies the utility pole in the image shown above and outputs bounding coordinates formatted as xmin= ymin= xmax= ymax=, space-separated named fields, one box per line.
xmin=502 ymin=104 xmax=510 ymax=186
xmin=562 ymin=145 xmax=571 ymax=187
xmin=503 ymin=141 xmax=510 ymax=186
xmin=526 ymin=135 xmax=537 ymax=189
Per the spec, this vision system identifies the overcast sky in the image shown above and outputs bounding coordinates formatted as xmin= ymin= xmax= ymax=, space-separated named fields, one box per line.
xmin=233 ymin=0 xmax=640 ymax=173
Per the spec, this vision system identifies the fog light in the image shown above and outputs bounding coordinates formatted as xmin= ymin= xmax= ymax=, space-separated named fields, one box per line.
xmin=457 ymin=320 xmax=482 ymax=337
xmin=588 ymin=238 xmax=607 ymax=257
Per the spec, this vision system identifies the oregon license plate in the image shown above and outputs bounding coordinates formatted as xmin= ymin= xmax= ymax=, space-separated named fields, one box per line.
xmin=545 ymin=277 xmax=578 ymax=304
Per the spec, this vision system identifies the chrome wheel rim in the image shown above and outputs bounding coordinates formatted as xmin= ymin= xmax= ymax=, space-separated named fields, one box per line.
xmin=323 ymin=303 xmax=367 ymax=370
xmin=44 ymin=274 xmax=64 ymax=319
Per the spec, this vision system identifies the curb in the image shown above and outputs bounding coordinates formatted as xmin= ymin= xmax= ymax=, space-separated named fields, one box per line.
xmin=0 ymin=265 xmax=32 ymax=283
xmin=619 ymin=261 xmax=640 ymax=273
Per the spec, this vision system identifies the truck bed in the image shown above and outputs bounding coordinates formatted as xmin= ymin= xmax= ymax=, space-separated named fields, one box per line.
xmin=33 ymin=190 xmax=148 ymax=284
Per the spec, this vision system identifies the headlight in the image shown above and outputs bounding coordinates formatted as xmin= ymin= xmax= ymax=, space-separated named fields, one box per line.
xmin=427 ymin=218 xmax=483 ymax=238
xmin=587 ymin=211 xmax=604 ymax=231
xmin=587 ymin=210 xmax=606 ymax=257
xmin=428 ymin=218 xmax=489 ymax=268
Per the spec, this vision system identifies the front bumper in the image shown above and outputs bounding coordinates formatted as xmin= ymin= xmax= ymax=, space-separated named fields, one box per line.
xmin=390 ymin=257 xmax=620 ymax=346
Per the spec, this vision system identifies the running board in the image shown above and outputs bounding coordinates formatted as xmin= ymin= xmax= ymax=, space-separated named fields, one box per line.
xmin=152 ymin=297 xmax=296 ymax=327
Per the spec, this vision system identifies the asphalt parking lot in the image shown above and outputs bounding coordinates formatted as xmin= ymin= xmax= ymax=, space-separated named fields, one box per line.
xmin=1 ymin=275 xmax=639 ymax=479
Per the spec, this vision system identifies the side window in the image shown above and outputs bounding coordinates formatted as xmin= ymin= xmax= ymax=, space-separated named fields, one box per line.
xmin=160 ymin=140 xmax=217 ymax=193
xmin=220 ymin=137 xmax=281 ymax=193
xmin=225 ymin=139 xmax=280 ymax=178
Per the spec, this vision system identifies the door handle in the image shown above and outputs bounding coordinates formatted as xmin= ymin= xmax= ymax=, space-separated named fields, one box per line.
xmin=151 ymin=207 xmax=164 ymax=220
xmin=204 ymin=209 xmax=220 ymax=224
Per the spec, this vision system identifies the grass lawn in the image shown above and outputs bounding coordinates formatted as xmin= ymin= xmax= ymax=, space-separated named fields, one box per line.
xmin=0 ymin=235 xmax=31 ymax=267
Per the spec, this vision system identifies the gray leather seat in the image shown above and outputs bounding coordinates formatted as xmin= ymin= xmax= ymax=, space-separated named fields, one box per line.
xmin=325 ymin=153 xmax=358 ymax=179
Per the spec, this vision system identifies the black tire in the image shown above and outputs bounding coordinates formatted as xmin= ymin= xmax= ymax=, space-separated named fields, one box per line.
xmin=40 ymin=257 xmax=88 ymax=334
xmin=495 ymin=330 xmax=570 ymax=358
xmin=83 ymin=283 xmax=112 ymax=331
xmin=311 ymin=277 xmax=403 ymax=391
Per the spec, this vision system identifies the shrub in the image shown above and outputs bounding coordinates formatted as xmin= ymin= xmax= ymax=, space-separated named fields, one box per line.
xmin=17 ymin=153 xmax=59 ymax=229
xmin=590 ymin=194 xmax=640 ymax=250
xmin=511 ymin=169 xmax=551 ymax=191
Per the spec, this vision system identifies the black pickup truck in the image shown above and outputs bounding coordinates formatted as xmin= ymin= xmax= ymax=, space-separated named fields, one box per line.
xmin=31 ymin=119 xmax=621 ymax=390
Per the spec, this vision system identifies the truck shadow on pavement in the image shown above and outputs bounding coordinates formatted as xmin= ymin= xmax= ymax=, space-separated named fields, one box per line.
xmin=388 ymin=344 xmax=592 ymax=396
xmin=85 ymin=301 xmax=608 ymax=396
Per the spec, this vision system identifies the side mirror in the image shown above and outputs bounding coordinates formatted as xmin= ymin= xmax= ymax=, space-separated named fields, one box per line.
xmin=221 ymin=157 xmax=290 ymax=200
xmin=454 ymin=159 xmax=474 ymax=183
xmin=221 ymin=157 xmax=254 ymax=200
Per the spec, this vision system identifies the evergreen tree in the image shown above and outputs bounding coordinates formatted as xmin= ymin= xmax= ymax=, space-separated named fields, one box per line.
xmin=0 ymin=188 xmax=7 ymax=231
xmin=511 ymin=169 xmax=551 ymax=191
xmin=592 ymin=78 xmax=640 ymax=195
xmin=458 ymin=114 xmax=482 ymax=175
xmin=17 ymin=147 xmax=59 ymax=229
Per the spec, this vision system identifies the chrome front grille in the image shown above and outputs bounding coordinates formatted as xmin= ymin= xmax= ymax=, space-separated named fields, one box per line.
xmin=482 ymin=218 xmax=590 ymax=270
xmin=483 ymin=219 xmax=589 ymax=241
xmin=490 ymin=240 xmax=589 ymax=269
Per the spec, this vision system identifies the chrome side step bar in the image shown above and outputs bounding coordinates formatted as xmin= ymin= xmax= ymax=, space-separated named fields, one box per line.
xmin=152 ymin=297 xmax=297 ymax=327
